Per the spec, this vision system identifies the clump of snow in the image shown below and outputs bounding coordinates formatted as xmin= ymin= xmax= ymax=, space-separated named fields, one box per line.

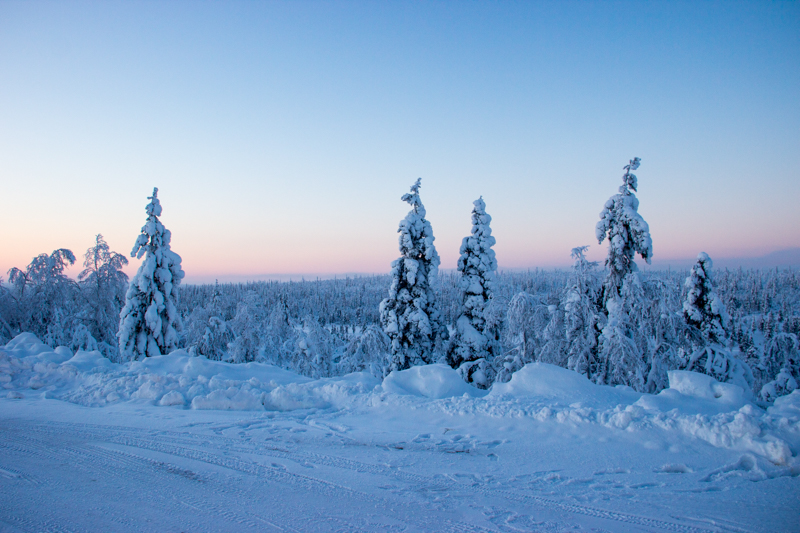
xmin=382 ymin=364 xmax=487 ymax=399
xmin=489 ymin=363 xmax=641 ymax=409
xmin=666 ymin=370 xmax=749 ymax=406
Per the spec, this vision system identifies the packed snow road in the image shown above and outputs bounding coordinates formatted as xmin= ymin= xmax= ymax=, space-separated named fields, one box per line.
xmin=0 ymin=397 xmax=796 ymax=533
xmin=1 ymin=335 xmax=798 ymax=532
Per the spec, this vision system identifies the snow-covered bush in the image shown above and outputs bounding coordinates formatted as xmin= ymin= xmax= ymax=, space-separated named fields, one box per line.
xmin=337 ymin=324 xmax=389 ymax=377
xmin=759 ymin=333 xmax=799 ymax=402
xmin=6 ymin=248 xmax=78 ymax=347
xmin=185 ymin=282 xmax=233 ymax=361
xmin=78 ymin=234 xmax=129 ymax=358
xmin=379 ymin=179 xmax=444 ymax=373
xmin=680 ymin=253 xmax=752 ymax=390
xmin=291 ymin=316 xmax=333 ymax=378
xmin=495 ymin=291 xmax=550 ymax=383
xmin=446 ymin=197 xmax=499 ymax=388
xmin=118 ymin=188 xmax=185 ymax=360
xmin=226 ymin=291 xmax=266 ymax=363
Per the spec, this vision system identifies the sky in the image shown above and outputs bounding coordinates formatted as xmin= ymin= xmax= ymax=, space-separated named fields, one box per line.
xmin=1 ymin=1 xmax=798 ymax=283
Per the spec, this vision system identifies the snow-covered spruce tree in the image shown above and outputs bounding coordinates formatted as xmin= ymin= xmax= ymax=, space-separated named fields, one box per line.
xmin=681 ymin=252 xmax=752 ymax=389
xmin=118 ymin=188 xmax=185 ymax=360
xmin=446 ymin=197 xmax=499 ymax=388
xmin=564 ymin=246 xmax=601 ymax=379
xmin=593 ymin=158 xmax=653 ymax=387
xmin=78 ymin=234 xmax=129 ymax=356
xmin=379 ymin=179 xmax=444 ymax=373
xmin=596 ymin=157 xmax=652 ymax=306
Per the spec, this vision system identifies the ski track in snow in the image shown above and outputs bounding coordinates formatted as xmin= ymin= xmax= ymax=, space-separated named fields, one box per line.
xmin=0 ymin=418 xmax=751 ymax=533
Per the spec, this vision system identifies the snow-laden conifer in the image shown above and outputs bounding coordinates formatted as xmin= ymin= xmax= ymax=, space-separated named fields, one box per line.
xmin=596 ymin=157 xmax=652 ymax=305
xmin=446 ymin=197 xmax=498 ymax=388
xmin=680 ymin=253 xmax=752 ymax=389
xmin=379 ymin=179 xmax=443 ymax=373
xmin=118 ymin=188 xmax=185 ymax=360
xmin=564 ymin=246 xmax=601 ymax=379
xmin=683 ymin=253 xmax=728 ymax=344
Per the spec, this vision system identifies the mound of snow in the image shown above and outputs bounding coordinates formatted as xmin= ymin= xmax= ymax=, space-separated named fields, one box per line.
xmin=383 ymin=364 xmax=487 ymax=399
xmin=3 ymin=333 xmax=52 ymax=356
xmin=667 ymin=370 xmax=749 ymax=404
xmin=64 ymin=350 xmax=120 ymax=373
xmin=129 ymin=351 xmax=307 ymax=387
xmin=488 ymin=363 xmax=641 ymax=409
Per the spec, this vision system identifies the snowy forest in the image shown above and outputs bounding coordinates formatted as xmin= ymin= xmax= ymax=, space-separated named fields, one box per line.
xmin=2 ymin=163 xmax=798 ymax=404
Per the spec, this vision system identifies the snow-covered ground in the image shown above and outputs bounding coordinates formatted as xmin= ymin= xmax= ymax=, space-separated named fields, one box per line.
xmin=1 ymin=333 xmax=798 ymax=532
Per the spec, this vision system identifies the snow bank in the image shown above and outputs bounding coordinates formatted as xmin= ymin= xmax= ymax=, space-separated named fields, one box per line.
xmin=0 ymin=333 xmax=377 ymax=412
xmin=1 ymin=334 xmax=799 ymax=467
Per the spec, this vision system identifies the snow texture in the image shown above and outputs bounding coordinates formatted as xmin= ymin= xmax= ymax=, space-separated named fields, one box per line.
xmin=118 ymin=188 xmax=185 ymax=360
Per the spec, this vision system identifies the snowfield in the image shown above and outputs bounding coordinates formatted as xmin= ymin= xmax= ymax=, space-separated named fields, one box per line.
xmin=1 ymin=333 xmax=798 ymax=532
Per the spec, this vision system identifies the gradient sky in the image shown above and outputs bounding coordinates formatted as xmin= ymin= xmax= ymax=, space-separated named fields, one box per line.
xmin=1 ymin=1 xmax=798 ymax=283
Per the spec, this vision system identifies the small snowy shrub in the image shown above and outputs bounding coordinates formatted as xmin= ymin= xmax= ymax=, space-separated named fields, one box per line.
xmin=680 ymin=253 xmax=752 ymax=390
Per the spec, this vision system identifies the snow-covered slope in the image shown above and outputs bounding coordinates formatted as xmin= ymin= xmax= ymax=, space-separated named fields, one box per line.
xmin=1 ymin=333 xmax=798 ymax=531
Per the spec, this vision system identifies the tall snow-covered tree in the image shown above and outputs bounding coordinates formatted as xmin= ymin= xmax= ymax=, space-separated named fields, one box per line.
xmin=78 ymin=234 xmax=129 ymax=356
xmin=446 ymin=197 xmax=498 ymax=388
xmin=379 ymin=179 xmax=443 ymax=373
xmin=596 ymin=157 xmax=652 ymax=306
xmin=680 ymin=252 xmax=752 ymax=389
xmin=118 ymin=188 xmax=185 ymax=360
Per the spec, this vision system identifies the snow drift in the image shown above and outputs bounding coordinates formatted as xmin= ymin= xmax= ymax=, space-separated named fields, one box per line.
xmin=2 ymin=333 xmax=799 ymax=467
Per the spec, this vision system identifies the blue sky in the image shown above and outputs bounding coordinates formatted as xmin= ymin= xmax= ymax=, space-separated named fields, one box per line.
xmin=1 ymin=1 xmax=798 ymax=282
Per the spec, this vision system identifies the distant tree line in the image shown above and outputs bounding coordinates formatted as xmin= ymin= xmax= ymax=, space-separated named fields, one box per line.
xmin=1 ymin=160 xmax=798 ymax=403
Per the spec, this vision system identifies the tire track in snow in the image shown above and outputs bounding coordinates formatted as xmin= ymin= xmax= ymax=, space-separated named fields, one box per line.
xmin=11 ymin=420 xmax=498 ymax=533
xmin=22 ymin=420 xmax=731 ymax=533
xmin=77 ymin=424 xmax=722 ymax=533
